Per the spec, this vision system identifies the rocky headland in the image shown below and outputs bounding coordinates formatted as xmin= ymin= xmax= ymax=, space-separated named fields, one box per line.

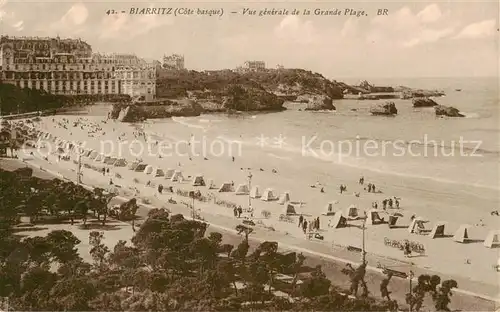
xmin=370 ymin=101 xmax=398 ymax=116
xmin=412 ymin=97 xmax=438 ymax=107
xmin=434 ymin=105 xmax=465 ymax=117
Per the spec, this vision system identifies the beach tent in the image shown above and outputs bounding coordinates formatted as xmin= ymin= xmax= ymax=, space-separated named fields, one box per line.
xmin=277 ymin=192 xmax=291 ymax=205
xmin=154 ymin=168 xmax=165 ymax=177
xmin=261 ymin=188 xmax=276 ymax=201
xmin=113 ymin=158 xmax=127 ymax=167
xmin=453 ymin=224 xmax=471 ymax=243
xmin=218 ymin=182 xmax=234 ymax=192
xmin=331 ymin=212 xmax=347 ymax=229
xmin=429 ymin=222 xmax=446 ymax=239
xmin=94 ymin=154 xmax=105 ymax=162
xmin=484 ymin=230 xmax=500 ymax=248
xmin=235 ymin=184 xmax=249 ymax=195
xmin=143 ymin=165 xmax=154 ymax=175
xmin=366 ymin=209 xmax=384 ymax=225
xmin=388 ymin=215 xmax=399 ymax=228
xmin=170 ymin=170 xmax=184 ymax=182
xmin=135 ymin=164 xmax=147 ymax=172
xmin=345 ymin=205 xmax=359 ymax=220
xmin=250 ymin=186 xmax=261 ymax=198
xmin=89 ymin=151 xmax=98 ymax=160
xmin=83 ymin=149 xmax=93 ymax=157
xmin=408 ymin=217 xmax=427 ymax=234
xmin=207 ymin=179 xmax=217 ymax=189
xmin=323 ymin=201 xmax=339 ymax=216
xmin=104 ymin=157 xmax=117 ymax=165
xmin=164 ymin=168 xmax=175 ymax=179
xmin=192 ymin=175 xmax=205 ymax=186
xmin=128 ymin=161 xmax=140 ymax=171
xmin=285 ymin=204 xmax=296 ymax=215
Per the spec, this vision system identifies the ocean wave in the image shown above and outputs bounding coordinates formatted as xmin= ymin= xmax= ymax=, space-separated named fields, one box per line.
xmin=172 ymin=117 xmax=209 ymax=131
xmin=460 ymin=112 xmax=480 ymax=118
xmin=267 ymin=153 xmax=292 ymax=161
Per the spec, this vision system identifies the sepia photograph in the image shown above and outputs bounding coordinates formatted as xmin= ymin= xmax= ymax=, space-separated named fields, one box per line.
xmin=0 ymin=0 xmax=498 ymax=311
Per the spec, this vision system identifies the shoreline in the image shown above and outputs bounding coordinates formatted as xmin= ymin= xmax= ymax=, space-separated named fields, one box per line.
xmin=1 ymin=156 xmax=498 ymax=309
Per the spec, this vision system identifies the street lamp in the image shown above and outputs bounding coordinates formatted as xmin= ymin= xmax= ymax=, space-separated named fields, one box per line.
xmin=409 ymin=270 xmax=415 ymax=312
xmin=362 ymin=211 xmax=367 ymax=263
xmin=247 ymin=171 xmax=252 ymax=210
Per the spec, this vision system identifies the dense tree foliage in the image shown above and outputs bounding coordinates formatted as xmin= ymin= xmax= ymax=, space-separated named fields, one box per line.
xmin=0 ymin=168 xmax=457 ymax=311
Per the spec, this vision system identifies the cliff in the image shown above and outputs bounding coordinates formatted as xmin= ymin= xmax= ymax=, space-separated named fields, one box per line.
xmin=370 ymin=102 xmax=398 ymax=116
xmin=435 ymin=105 xmax=464 ymax=117
xmin=156 ymin=68 xmax=346 ymax=112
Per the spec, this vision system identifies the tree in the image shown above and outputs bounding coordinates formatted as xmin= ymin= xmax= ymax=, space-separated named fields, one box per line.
xmin=46 ymin=230 xmax=81 ymax=263
xmin=300 ymin=265 xmax=331 ymax=298
xmin=433 ymin=279 xmax=458 ymax=311
xmin=89 ymin=231 xmax=109 ymax=270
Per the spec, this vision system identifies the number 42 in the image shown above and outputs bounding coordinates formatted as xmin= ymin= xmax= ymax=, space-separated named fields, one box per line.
xmin=106 ymin=9 xmax=116 ymax=15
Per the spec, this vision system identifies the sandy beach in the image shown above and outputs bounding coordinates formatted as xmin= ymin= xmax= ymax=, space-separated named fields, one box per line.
xmin=14 ymin=113 xmax=500 ymax=293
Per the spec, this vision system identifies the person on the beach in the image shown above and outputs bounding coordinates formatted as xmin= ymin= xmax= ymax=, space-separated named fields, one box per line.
xmin=328 ymin=219 xmax=332 ymax=228
xmin=299 ymin=215 xmax=304 ymax=227
xmin=102 ymin=168 xmax=105 ymax=176
xmin=394 ymin=197 xmax=400 ymax=208
xmin=233 ymin=207 xmax=238 ymax=217
xmin=340 ymin=185 xmax=343 ymax=194
xmin=382 ymin=199 xmax=387 ymax=210
xmin=388 ymin=198 xmax=393 ymax=209
xmin=316 ymin=217 xmax=320 ymax=230
xmin=272 ymin=169 xmax=277 ymax=173
xmin=302 ymin=220 xmax=308 ymax=234
xmin=237 ymin=206 xmax=243 ymax=218
xmin=109 ymin=178 xmax=113 ymax=185
xmin=367 ymin=183 xmax=372 ymax=192
xmin=359 ymin=176 xmax=364 ymax=185
xmin=320 ymin=187 xmax=324 ymax=193
xmin=232 ymin=156 xmax=235 ymax=162
xmin=372 ymin=184 xmax=376 ymax=193
xmin=403 ymin=241 xmax=411 ymax=258
xmin=380 ymin=272 xmax=393 ymax=301
xmin=158 ymin=184 xmax=163 ymax=194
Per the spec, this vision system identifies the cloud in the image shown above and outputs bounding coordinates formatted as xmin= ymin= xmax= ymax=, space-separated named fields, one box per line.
xmin=274 ymin=15 xmax=317 ymax=44
xmin=369 ymin=4 xmax=455 ymax=47
xmin=341 ymin=18 xmax=358 ymax=38
xmin=99 ymin=8 xmax=174 ymax=40
xmin=49 ymin=3 xmax=89 ymax=36
xmin=453 ymin=19 xmax=496 ymax=39
xmin=416 ymin=4 xmax=442 ymax=23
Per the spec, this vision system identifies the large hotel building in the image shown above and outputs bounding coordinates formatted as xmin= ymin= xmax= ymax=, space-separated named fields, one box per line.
xmin=0 ymin=35 xmax=156 ymax=100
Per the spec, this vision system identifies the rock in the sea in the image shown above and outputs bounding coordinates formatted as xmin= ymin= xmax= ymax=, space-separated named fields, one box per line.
xmin=304 ymin=95 xmax=336 ymax=111
xmin=412 ymin=97 xmax=438 ymax=107
xmin=434 ymin=105 xmax=464 ymax=117
xmin=370 ymin=101 xmax=398 ymax=116
xmin=112 ymin=99 xmax=203 ymax=122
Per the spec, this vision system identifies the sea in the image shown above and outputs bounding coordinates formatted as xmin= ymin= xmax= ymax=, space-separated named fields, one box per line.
xmin=86 ymin=77 xmax=500 ymax=191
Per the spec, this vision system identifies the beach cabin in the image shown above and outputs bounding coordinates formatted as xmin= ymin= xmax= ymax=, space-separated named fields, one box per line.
xmin=218 ymin=182 xmax=234 ymax=193
xmin=164 ymin=168 xmax=175 ymax=179
xmin=134 ymin=164 xmax=147 ymax=172
xmin=250 ymin=186 xmax=261 ymax=198
xmin=484 ymin=230 xmax=500 ymax=248
xmin=261 ymin=188 xmax=276 ymax=201
xmin=83 ymin=149 xmax=93 ymax=158
xmin=89 ymin=151 xmax=98 ymax=160
xmin=192 ymin=175 xmax=205 ymax=186
xmin=154 ymin=168 xmax=165 ymax=177
xmin=345 ymin=205 xmax=359 ymax=220
xmin=429 ymin=222 xmax=446 ymax=239
xmin=104 ymin=157 xmax=116 ymax=165
xmin=323 ymin=201 xmax=339 ymax=216
xmin=170 ymin=170 xmax=184 ymax=182
xmin=113 ymin=158 xmax=127 ymax=167
xmin=277 ymin=192 xmax=291 ymax=205
xmin=235 ymin=184 xmax=250 ymax=195
xmin=366 ymin=209 xmax=385 ymax=225
xmin=143 ymin=165 xmax=154 ymax=175
xmin=453 ymin=224 xmax=471 ymax=243
xmin=331 ymin=212 xmax=347 ymax=229
xmin=408 ymin=217 xmax=427 ymax=234
xmin=285 ymin=204 xmax=296 ymax=215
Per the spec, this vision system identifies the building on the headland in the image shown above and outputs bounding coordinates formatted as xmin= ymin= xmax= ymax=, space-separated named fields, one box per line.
xmin=234 ymin=60 xmax=266 ymax=73
xmin=114 ymin=64 xmax=156 ymax=101
xmin=0 ymin=35 xmax=157 ymax=99
xmin=162 ymin=54 xmax=184 ymax=70
xmin=276 ymin=64 xmax=284 ymax=70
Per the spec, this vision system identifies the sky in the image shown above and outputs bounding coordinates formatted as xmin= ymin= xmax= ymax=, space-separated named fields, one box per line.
xmin=0 ymin=0 xmax=498 ymax=78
